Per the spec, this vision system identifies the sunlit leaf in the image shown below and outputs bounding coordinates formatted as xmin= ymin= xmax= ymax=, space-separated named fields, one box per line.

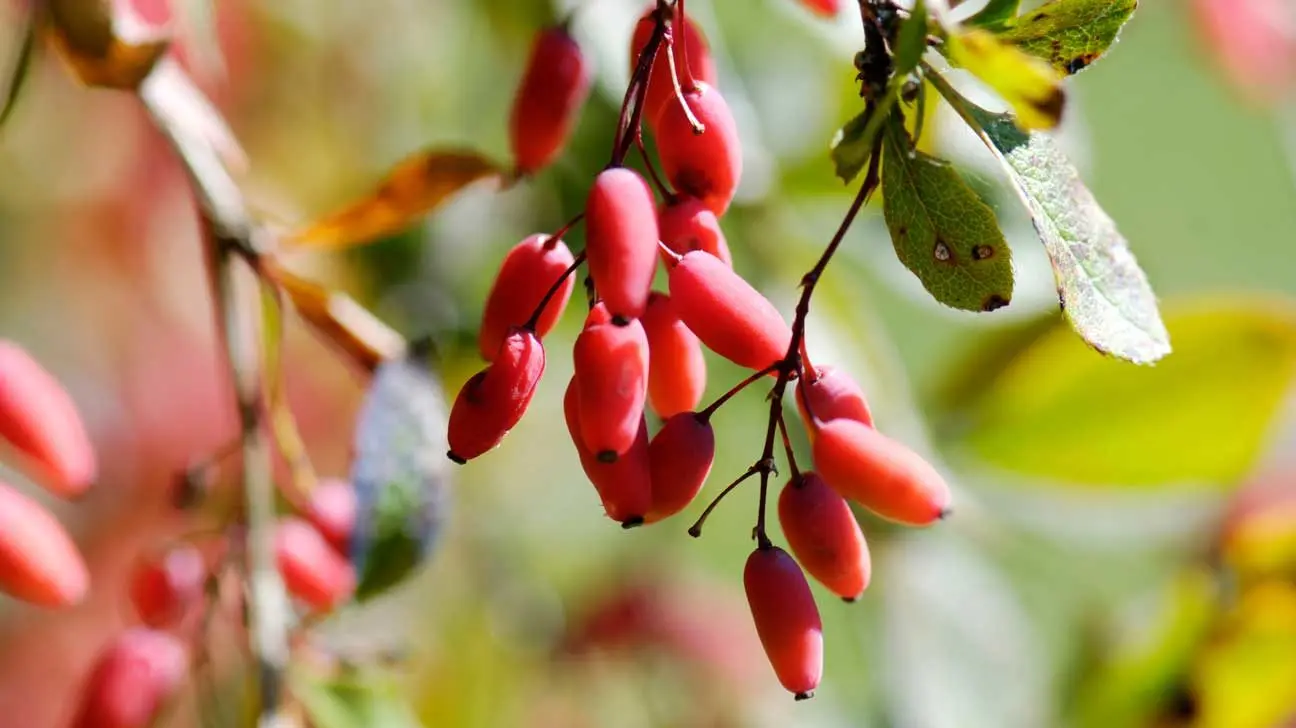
xmin=927 ymin=75 xmax=1169 ymax=363
xmin=44 ymin=0 xmax=170 ymax=89
xmin=286 ymin=149 xmax=503 ymax=250
xmin=946 ymin=28 xmax=1065 ymax=130
xmin=293 ymin=664 xmax=423 ymax=728
xmin=350 ymin=347 xmax=450 ymax=601
xmin=1193 ymin=581 xmax=1296 ymax=728
xmin=0 ymin=14 xmax=36 ymax=127
xmin=272 ymin=265 xmax=407 ymax=374
xmin=892 ymin=0 xmax=929 ymax=78
xmin=966 ymin=0 xmax=1021 ymax=30
xmin=952 ymin=298 xmax=1296 ymax=487
xmin=880 ymin=115 xmax=1014 ymax=312
xmin=259 ymin=279 xmax=317 ymax=500
xmin=997 ymin=0 xmax=1139 ymax=75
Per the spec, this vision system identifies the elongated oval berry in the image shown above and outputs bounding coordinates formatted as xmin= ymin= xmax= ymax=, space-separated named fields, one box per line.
xmin=0 ymin=480 xmax=88 ymax=607
xmin=305 ymin=478 xmax=356 ymax=554
xmin=71 ymin=628 xmax=188 ymax=728
xmin=509 ymin=25 xmax=592 ymax=175
xmin=812 ymin=419 xmax=951 ymax=526
xmin=658 ymin=195 xmax=733 ymax=268
xmin=572 ymin=309 xmax=650 ymax=461
xmin=584 ymin=168 xmax=659 ymax=319
xmin=630 ymin=7 xmax=718 ymax=128
xmin=275 ymin=517 xmax=355 ymax=612
xmin=563 ymin=378 xmax=652 ymax=525
xmin=778 ymin=472 xmax=871 ymax=601
xmin=129 ymin=545 xmax=207 ymax=628
xmin=666 ymin=250 xmax=791 ymax=372
xmin=642 ymin=292 xmax=706 ymax=418
xmin=744 ymin=545 xmax=823 ymax=699
xmin=479 ymin=234 xmax=577 ymax=360
xmin=0 ymin=341 xmax=96 ymax=498
xmin=646 ymin=412 xmax=714 ymax=523
xmin=656 ymin=82 xmax=742 ymax=216
xmin=796 ymin=365 xmax=874 ymax=440
xmin=448 ymin=328 xmax=547 ymax=463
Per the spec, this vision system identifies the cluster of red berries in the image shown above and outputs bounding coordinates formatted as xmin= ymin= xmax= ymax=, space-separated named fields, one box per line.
xmin=446 ymin=1 xmax=953 ymax=700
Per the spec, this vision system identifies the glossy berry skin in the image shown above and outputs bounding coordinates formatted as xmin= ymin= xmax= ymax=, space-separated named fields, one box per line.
xmin=448 ymin=328 xmax=546 ymax=463
xmin=478 ymin=234 xmax=576 ymax=360
xmin=796 ymin=365 xmax=874 ymax=440
xmin=0 ymin=480 xmax=88 ymax=607
xmin=275 ymin=517 xmax=356 ymax=612
xmin=563 ymin=378 xmax=652 ymax=525
xmin=812 ymin=419 xmax=951 ymax=526
xmin=744 ymin=546 xmax=823 ymax=699
xmin=666 ymin=250 xmax=791 ymax=372
xmin=657 ymin=195 xmax=732 ymax=268
xmin=642 ymin=292 xmax=706 ymax=419
xmin=71 ymin=628 xmax=188 ymax=728
xmin=305 ymin=478 xmax=357 ymax=553
xmin=129 ymin=545 xmax=207 ymax=628
xmin=509 ymin=25 xmax=592 ymax=175
xmin=0 ymin=341 xmax=97 ymax=498
xmin=629 ymin=8 xmax=718 ymax=128
xmin=778 ymin=472 xmax=871 ymax=601
xmin=646 ymin=412 xmax=714 ymax=523
xmin=584 ymin=167 xmax=659 ymax=319
xmin=656 ymin=81 xmax=742 ymax=216
xmin=572 ymin=308 xmax=650 ymax=461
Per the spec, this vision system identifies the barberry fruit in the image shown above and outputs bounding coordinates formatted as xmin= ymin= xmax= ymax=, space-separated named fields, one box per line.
xmin=655 ymin=81 xmax=742 ymax=216
xmin=778 ymin=472 xmax=871 ymax=601
xmin=646 ymin=411 xmax=714 ymax=523
xmin=584 ymin=167 xmax=659 ymax=319
xmin=812 ymin=419 xmax=951 ymax=526
xmin=657 ymin=195 xmax=733 ymax=267
xmin=0 ymin=341 xmax=97 ymax=498
xmin=665 ymin=250 xmax=791 ymax=372
xmin=0 ymin=480 xmax=88 ymax=607
xmin=275 ymin=517 xmax=356 ymax=612
xmin=642 ymin=292 xmax=707 ymax=418
xmin=563 ymin=378 xmax=652 ymax=525
xmin=478 ymin=233 xmax=576 ymax=360
xmin=572 ymin=306 xmax=650 ymax=461
xmin=71 ymin=628 xmax=188 ymax=728
xmin=629 ymin=7 xmax=718 ymax=128
xmin=129 ymin=544 xmax=207 ymax=628
xmin=798 ymin=0 xmax=842 ymax=17
xmin=744 ymin=545 xmax=823 ymax=699
xmin=796 ymin=364 xmax=874 ymax=440
xmin=509 ymin=25 xmax=593 ymax=175
xmin=448 ymin=327 xmax=546 ymax=463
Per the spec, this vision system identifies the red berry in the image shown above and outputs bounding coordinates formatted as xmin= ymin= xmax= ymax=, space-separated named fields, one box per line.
xmin=448 ymin=328 xmax=546 ymax=463
xmin=71 ymin=628 xmax=188 ymax=728
xmin=744 ymin=545 xmax=823 ymax=699
xmin=572 ymin=307 xmax=650 ymax=461
xmin=642 ymin=292 xmax=706 ymax=419
xmin=666 ymin=250 xmax=791 ymax=372
xmin=629 ymin=7 xmax=718 ymax=128
xmin=798 ymin=0 xmax=842 ymax=16
xmin=584 ymin=167 xmax=659 ymax=319
xmin=509 ymin=25 xmax=593 ymax=175
xmin=796 ymin=365 xmax=874 ymax=440
xmin=129 ymin=545 xmax=207 ymax=628
xmin=657 ymin=195 xmax=733 ymax=267
xmin=305 ymin=478 xmax=356 ymax=553
xmin=563 ymin=377 xmax=652 ymax=525
xmin=478 ymin=233 xmax=576 ymax=360
xmin=0 ymin=341 xmax=97 ymax=498
xmin=0 ymin=480 xmax=88 ymax=607
xmin=778 ymin=472 xmax=871 ymax=601
xmin=275 ymin=517 xmax=355 ymax=612
xmin=812 ymin=419 xmax=951 ymax=526
xmin=646 ymin=411 xmax=714 ymax=523
xmin=655 ymin=82 xmax=742 ymax=216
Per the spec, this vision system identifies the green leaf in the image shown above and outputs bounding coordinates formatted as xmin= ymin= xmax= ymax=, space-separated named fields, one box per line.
xmin=830 ymin=110 xmax=874 ymax=184
xmin=997 ymin=0 xmax=1139 ymax=75
xmin=880 ymin=115 xmax=1014 ymax=312
xmin=0 ymin=15 xmax=36 ymax=127
xmin=952 ymin=298 xmax=1296 ymax=487
xmin=294 ymin=665 xmax=424 ymax=728
xmin=927 ymin=72 xmax=1169 ymax=363
xmin=892 ymin=0 xmax=929 ymax=77
xmin=967 ymin=0 xmax=1021 ymax=30
xmin=946 ymin=28 xmax=1066 ymax=130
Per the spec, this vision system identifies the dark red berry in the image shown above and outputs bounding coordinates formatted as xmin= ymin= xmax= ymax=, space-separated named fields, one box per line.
xmin=778 ymin=472 xmax=871 ymax=601
xmin=744 ymin=545 xmax=823 ymax=699
xmin=479 ymin=233 xmax=576 ymax=360
xmin=448 ymin=328 xmax=546 ymax=462
xmin=510 ymin=25 xmax=593 ymax=175
xmin=646 ymin=411 xmax=714 ymax=523
xmin=563 ymin=377 xmax=652 ymax=525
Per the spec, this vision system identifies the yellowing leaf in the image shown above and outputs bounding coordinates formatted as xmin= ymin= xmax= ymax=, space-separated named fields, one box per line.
xmin=44 ymin=0 xmax=170 ymax=89
xmin=259 ymin=279 xmax=317 ymax=501
xmin=953 ymin=298 xmax=1296 ymax=487
xmin=946 ymin=28 xmax=1065 ymax=131
xmin=271 ymin=265 xmax=407 ymax=373
xmin=287 ymin=149 xmax=502 ymax=250
xmin=997 ymin=0 xmax=1139 ymax=75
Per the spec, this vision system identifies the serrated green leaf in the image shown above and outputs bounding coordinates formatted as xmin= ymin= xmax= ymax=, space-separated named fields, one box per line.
xmin=893 ymin=0 xmax=929 ymax=77
xmin=953 ymin=298 xmax=1296 ymax=487
xmin=946 ymin=28 xmax=1066 ymax=130
xmin=881 ymin=116 xmax=1014 ymax=312
xmin=294 ymin=665 xmax=424 ymax=728
xmin=967 ymin=0 xmax=1021 ymax=30
xmin=997 ymin=0 xmax=1138 ymax=75
xmin=0 ymin=15 xmax=36 ymax=128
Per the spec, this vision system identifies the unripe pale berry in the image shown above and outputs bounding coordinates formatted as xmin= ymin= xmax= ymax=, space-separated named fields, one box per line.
xmin=448 ymin=328 xmax=546 ymax=463
xmin=778 ymin=472 xmax=871 ymax=601
xmin=305 ymin=478 xmax=357 ymax=553
xmin=657 ymin=195 xmax=733 ymax=267
xmin=563 ymin=377 xmax=652 ymax=525
xmin=666 ymin=250 xmax=791 ymax=372
xmin=572 ymin=307 xmax=650 ymax=461
xmin=478 ymin=234 xmax=576 ymax=360
xmin=812 ymin=419 xmax=951 ymax=526
xmin=0 ymin=341 xmax=97 ymax=498
xmin=655 ymin=81 xmax=742 ymax=216
xmin=744 ymin=545 xmax=824 ymax=699
xmin=275 ymin=517 xmax=356 ymax=612
xmin=71 ymin=628 xmax=189 ymax=728
xmin=629 ymin=8 xmax=718 ymax=128
xmin=584 ymin=167 xmax=659 ymax=319
xmin=642 ymin=292 xmax=707 ymax=418
xmin=645 ymin=411 xmax=714 ymax=523
xmin=509 ymin=25 xmax=593 ymax=175
xmin=796 ymin=365 xmax=874 ymax=441
xmin=129 ymin=544 xmax=207 ymax=628
xmin=0 ymin=480 xmax=88 ymax=607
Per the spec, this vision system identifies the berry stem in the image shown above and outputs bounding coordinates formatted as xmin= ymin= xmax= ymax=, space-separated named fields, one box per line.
xmin=698 ymin=361 xmax=782 ymax=422
xmin=687 ymin=464 xmax=762 ymax=538
xmin=635 ymin=132 xmax=673 ymax=199
xmin=776 ymin=408 xmax=800 ymax=481
xmin=544 ymin=212 xmax=584 ymax=250
xmin=664 ymin=32 xmax=706 ymax=135
xmin=613 ymin=14 xmax=667 ymax=166
xmin=677 ymin=0 xmax=695 ymax=91
xmin=523 ymin=251 xmax=587 ymax=331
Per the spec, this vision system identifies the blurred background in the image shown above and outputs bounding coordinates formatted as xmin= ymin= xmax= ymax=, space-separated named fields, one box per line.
xmin=2 ymin=0 xmax=1296 ymax=726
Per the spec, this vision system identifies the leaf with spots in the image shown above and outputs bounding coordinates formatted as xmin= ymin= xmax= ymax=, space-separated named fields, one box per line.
xmin=967 ymin=0 xmax=1021 ymax=30
xmin=926 ymin=71 xmax=1169 ymax=363
xmin=996 ymin=0 xmax=1139 ymax=75
xmin=946 ymin=28 xmax=1066 ymax=130
xmin=880 ymin=115 xmax=1014 ymax=313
